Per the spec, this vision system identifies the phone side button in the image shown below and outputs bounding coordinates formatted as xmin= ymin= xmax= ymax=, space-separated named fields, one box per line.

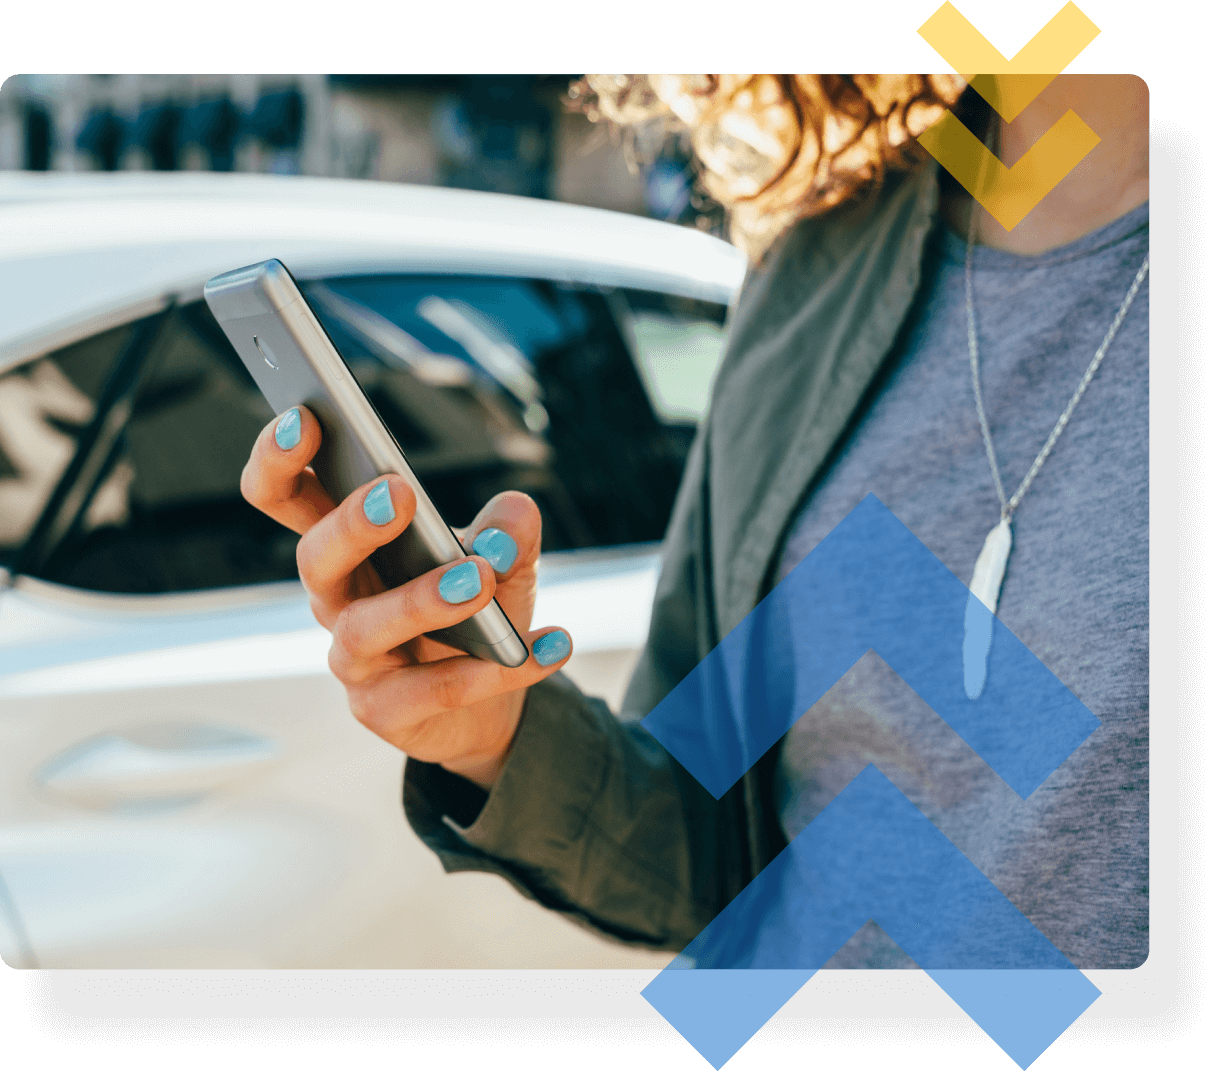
xmin=324 ymin=332 xmax=348 ymax=381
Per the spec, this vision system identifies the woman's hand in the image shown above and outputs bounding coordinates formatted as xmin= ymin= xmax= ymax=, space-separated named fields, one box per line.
xmin=240 ymin=405 xmax=572 ymax=789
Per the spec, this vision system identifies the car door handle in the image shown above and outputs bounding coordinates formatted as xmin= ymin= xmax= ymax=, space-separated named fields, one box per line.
xmin=34 ymin=726 xmax=278 ymax=806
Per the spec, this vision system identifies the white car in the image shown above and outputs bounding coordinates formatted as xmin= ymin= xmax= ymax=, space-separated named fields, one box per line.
xmin=0 ymin=172 xmax=745 ymax=969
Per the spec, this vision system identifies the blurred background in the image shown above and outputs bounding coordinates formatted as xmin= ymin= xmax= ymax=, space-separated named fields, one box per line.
xmin=0 ymin=73 xmax=714 ymax=227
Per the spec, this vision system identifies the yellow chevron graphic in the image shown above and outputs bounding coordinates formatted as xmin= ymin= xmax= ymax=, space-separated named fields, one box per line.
xmin=919 ymin=2 xmax=1100 ymax=121
xmin=916 ymin=108 xmax=1100 ymax=231
xmin=916 ymin=2 xmax=1104 ymax=229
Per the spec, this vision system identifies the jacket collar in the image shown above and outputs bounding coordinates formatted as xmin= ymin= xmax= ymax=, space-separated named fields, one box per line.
xmin=705 ymin=160 xmax=943 ymax=642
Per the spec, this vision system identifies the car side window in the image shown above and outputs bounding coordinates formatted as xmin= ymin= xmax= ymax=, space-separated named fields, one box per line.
xmin=2 ymin=276 xmax=726 ymax=596
xmin=0 ymin=321 xmax=137 ymax=568
xmin=615 ymin=288 xmax=729 ymax=425
xmin=305 ymin=275 xmax=714 ymax=550
xmin=0 ymin=305 xmax=300 ymax=594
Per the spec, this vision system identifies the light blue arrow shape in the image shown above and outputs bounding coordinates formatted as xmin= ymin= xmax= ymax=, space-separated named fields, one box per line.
xmin=641 ymin=495 xmax=1100 ymax=801
xmin=638 ymin=969 xmax=815 ymax=1069
xmin=642 ymin=767 xmax=1100 ymax=1069
xmin=674 ymin=766 xmax=1082 ymax=971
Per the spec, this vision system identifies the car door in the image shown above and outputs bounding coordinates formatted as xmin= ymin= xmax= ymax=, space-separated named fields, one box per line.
xmin=0 ymin=307 xmax=424 ymax=969
xmin=0 ymin=271 xmax=726 ymax=969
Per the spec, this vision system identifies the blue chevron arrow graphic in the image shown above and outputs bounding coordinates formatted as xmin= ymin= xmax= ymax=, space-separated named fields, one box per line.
xmin=638 ymin=495 xmax=1104 ymax=1068
xmin=676 ymin=766 xmax=1080 ymax=971
xmin=641 ymin=767 xmax=1100 ymax=1069
xmin=641 ymin=495 xmax=1099 ymax=800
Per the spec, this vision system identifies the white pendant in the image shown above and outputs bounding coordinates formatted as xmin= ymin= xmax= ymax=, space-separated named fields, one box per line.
xmin=969 ymin=517 xmax=1013 ymax=615
xmin=963 ymin=517 xmax=1012 ymax=700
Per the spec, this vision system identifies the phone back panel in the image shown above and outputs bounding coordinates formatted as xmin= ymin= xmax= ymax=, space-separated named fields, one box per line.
xmin=204 ymin=260 xmax=527 ymax=667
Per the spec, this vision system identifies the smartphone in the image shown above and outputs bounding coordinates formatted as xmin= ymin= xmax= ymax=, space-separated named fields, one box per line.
xmin=203 ymin=259 xmax=529 ymax=668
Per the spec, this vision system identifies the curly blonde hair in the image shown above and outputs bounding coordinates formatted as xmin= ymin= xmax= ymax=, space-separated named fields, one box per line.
xmin=570 ymin=74 xmax=965 ymax=259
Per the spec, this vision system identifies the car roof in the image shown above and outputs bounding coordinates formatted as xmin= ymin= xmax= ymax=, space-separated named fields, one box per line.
xmin=0 ymin=172 xmax=747 ymax=371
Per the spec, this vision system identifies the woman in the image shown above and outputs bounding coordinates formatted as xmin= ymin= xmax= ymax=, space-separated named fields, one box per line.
xmin=241 ymin=74 xmax=1148 ymax=968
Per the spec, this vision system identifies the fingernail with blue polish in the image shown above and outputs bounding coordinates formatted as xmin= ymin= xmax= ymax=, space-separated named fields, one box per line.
xmin=363 ymin=480 xmax=395 ymax=526
xmin=472 ymin=528 xmax=519 ymax=573
xmin=274 ymin=407 xmax=301 ymax=450
xmin=439 ymin=561 xmax=482 ymax=604
xmin=533 ymin=630 xmax=571 ymax=667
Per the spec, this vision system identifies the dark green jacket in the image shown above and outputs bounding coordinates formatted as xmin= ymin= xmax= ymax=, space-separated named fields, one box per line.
xmin=403 ymin=161 xmax=943 ymax=949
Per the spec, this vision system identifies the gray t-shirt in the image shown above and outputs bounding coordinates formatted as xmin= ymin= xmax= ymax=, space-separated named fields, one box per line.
xmin=774 ymin=203 xmax=1149 ymax=969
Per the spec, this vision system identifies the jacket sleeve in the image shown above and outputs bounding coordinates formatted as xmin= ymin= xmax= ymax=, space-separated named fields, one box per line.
xmin=402 ymin=416 xmax=755 ymax=951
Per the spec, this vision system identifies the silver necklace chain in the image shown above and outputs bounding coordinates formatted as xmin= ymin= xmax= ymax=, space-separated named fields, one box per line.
xmin=964 ymin=230 xmax=1149 ymax=522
